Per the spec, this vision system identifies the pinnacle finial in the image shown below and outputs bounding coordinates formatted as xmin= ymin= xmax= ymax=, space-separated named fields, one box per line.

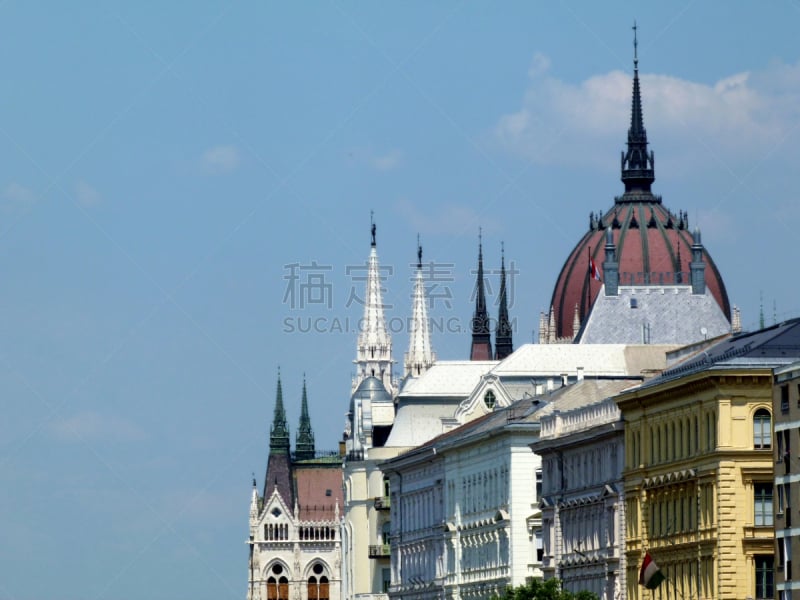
xmin=417 ymin=234 xmax=422 ymax=269
xmin=370 ymin=211 xmax=376 ymax=247
xmin=619 ymin=20 xmax=656 ymax=199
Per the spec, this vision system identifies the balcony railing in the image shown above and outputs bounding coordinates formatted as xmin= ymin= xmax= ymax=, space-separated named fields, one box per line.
xmin=368 ymin=544 xmax=391 ymax=558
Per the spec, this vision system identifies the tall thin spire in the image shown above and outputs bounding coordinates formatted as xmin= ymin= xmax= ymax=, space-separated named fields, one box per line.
xmin=470 ymin=229 xmax=492 ymax=360
xmin=263 ymin=369 xmax=293 ymax=507
xmin=354 ymin=215 xmax=394 ymax=394
xmin=269 ymin=369 xmax=290 ymax=454
xmin=295 ymin=375 xmax=315 ymax=460
xmin=494 ymin=242 xmax=513 ymax=360
xmin=620 ymin=21 xmax=656 ymax=199
xmin=405 ymin=236 xmax=435 ymax=377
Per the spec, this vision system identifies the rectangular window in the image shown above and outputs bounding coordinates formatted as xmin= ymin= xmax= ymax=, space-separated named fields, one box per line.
xmin=535 ymin=469 xmax=543 ymax=500
xmin=785 ymin=430 xmax=791 ymax=472
xmin=755 ymin=554 xmax=774 ymax=599
xmin=787 ymin=484 xmax=793 ymax=528
xmin=782 ymin=385 xmax=790 ymax=413
xmin=786 ymin=536 xmax=793 ymax=581
xmin=382 ymin=568 xmax=391 ymax=593
xmin=754 ymin=483 xmax=774 ymax=527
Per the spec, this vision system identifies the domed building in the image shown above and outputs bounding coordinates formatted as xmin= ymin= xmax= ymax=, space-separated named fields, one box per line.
xmin=542 ymin=38 xmax=736 ymax=345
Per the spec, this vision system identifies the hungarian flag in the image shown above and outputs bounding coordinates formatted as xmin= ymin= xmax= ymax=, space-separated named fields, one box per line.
xmin=639 ymin=552 xmax=665 ymax=589
xmin=589 ymin=256 xmax=602 ymax=281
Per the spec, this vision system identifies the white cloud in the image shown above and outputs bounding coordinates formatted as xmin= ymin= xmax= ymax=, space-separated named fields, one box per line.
xmin=201 ymin=144 xmax=240 ymax=175
xmin=494 ymin=54 xmax=800 ymax=176
xmin=2 ymin=183 xmax=36 ymax=209
xmin=49 ymin=411 xmax=146 ymax=443
xmin=395 ymin=198 xmax=499 ymax=236
xmin=75 ymin=181 xmax=102 ymax=207
xmin=346 ymin=147 xmax=404 ymax=171
xmin=369 ymin=149 xmax=403 ymax=171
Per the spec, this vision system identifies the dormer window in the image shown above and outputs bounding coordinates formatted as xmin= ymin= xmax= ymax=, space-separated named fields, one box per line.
xmin=484 ymin=390 xmax=496 ymax=410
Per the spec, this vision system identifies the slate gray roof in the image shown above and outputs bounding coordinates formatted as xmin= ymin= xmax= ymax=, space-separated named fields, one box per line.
xmin=577 ymin=285 xmax=731 ymax=345
xmin=642 ymin=317 xmax=800 ymax=387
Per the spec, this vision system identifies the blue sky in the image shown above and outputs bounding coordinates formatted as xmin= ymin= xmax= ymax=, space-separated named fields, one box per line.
xmin=2 ymin=2 xmax=800 ymax=598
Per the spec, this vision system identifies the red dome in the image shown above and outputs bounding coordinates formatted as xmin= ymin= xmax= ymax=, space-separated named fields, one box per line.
xmin=549 ymin=201 xmax=731 ymax=340
xmin=549 ymin=49 xmax=731 ymax=341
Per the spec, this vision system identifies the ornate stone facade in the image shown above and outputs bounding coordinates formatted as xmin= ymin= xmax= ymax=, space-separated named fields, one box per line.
xmin=616 ymin=319 xmax=800 ymax=600
xmin=531 ymin=380 xmax=634 ymax=600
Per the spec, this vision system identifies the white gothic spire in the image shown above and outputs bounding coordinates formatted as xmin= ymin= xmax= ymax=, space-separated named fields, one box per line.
xmin=353 ymin=220 xmax=394 ymax=394
xmin=404 ymin=240 xmax=434 ymax=377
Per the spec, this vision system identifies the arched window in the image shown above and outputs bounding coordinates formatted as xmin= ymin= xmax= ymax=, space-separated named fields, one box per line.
xmin=319 ymin=576 xmax=329 ymax=600
xmin=267 ymin=565 xmax=288 ymax=600
xmin=278 ymin=578 xmax=288 ymax=600
xmin=754 ymin=409 xmax=772 ymax=449
xmin=308 ymin=564 xmax=328 ymax=600
xmin=308 ymin=576 xmax=318 ymax=600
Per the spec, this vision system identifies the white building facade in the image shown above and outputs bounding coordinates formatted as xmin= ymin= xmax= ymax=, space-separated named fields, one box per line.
xmin=383 ymin=399 xmax=544 ymax=600
xmin=530 ymin=379 xmax=634 ymax=600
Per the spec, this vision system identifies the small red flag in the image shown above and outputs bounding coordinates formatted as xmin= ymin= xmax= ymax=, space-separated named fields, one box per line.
xmin=589 ymin=257 xmax=602 ymax=282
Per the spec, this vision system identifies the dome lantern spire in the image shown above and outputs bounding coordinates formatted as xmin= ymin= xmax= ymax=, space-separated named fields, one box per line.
xmin=620 ymin=21 xmax=657 ymax=201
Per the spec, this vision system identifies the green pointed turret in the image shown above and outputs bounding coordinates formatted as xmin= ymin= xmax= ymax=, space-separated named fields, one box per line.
xmin=270 ymin=370 xmax=290 ymax=454
xmin=494 ymin=243 xmax=513 ymax=359
xmin=295 ymin=376 xmax=315 ymax=460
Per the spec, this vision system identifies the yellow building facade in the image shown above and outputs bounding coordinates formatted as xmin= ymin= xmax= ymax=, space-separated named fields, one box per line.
xmin=614 ymin=324 xmax=799 ymax=600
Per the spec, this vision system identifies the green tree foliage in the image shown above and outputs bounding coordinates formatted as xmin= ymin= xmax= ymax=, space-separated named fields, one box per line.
xmin=491 ymin=579 xmax=600 ymax=600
